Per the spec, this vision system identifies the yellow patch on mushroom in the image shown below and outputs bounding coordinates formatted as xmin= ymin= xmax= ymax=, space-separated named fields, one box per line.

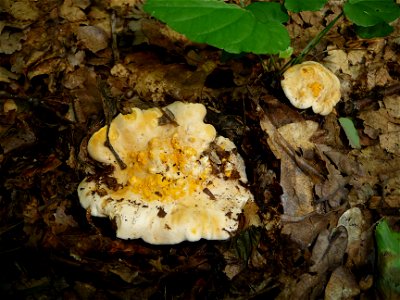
xmin=78 ymin=102 xmax=253 ymax=244
xmin=281 ymin=61 xmax=341 ymax=115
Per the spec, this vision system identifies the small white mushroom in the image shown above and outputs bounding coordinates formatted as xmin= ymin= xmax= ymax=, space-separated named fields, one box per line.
xmin=78 ymin=101 xmax=253 ymax=244
xmin=281 ymin=61 xmax=341 ymax=115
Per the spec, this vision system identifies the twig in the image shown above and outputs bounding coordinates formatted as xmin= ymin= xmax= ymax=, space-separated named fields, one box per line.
xmin=280 ymin=12 xmax=344 ymax=74
xmin=256 ymin=103 xmax=325 ymax=183
xmin=111 ymin=10 xmax=120 ymax=63
xmin=97 ymin=78 xmax=127 ymax=170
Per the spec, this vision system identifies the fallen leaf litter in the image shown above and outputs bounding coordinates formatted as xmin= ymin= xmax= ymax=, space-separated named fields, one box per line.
xmin=0 ymin=0 xmax=399 ymax=298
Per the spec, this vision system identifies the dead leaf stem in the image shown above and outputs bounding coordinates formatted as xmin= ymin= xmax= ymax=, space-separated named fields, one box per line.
xmin=98 ymin=78 xmax=127 ymax=170
xmin=111 ymin=10 xmax=120 ymax=63
xmin=257 ymin=104 xmax=324 ymax=183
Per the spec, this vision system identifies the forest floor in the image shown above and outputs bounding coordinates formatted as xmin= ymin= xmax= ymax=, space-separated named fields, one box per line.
xmin=1 ymin=0 xmax=399 ymax=299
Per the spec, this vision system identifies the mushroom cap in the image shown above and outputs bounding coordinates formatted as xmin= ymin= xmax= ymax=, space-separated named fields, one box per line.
xmin=281 ymin=61 xmax=341 ymax=115
xmin=78 ymin=101 xmax=253 ymax=244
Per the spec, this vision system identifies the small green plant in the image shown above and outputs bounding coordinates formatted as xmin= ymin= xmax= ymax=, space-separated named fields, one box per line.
xmin=375 ymin=219 xmax=400 ymax=299
xmin=344 ymin=0 xmax=400 ymax=38
xmin=144 ymin=0 xmax=400 ymax=55
xmin=339 ymin=117 xmax=361 ymax=149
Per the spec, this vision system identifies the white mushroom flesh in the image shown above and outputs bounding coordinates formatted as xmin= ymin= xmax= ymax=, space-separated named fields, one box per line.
xmin=78 ymin=101 xmax=253 ymax=244
xmin=281 ymin=61 xmax=341 ymax=115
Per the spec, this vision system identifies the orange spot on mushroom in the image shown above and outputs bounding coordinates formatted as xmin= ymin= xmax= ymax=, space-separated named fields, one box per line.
xmin=126 ymin=136 xmax=211 ymax=202
xmin=308 ymin=82 xmax=323 ymax=97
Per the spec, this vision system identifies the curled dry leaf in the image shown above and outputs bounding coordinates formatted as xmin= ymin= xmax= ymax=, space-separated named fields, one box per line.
xmin=281 ymin=208 xmax=345 ymax=249
xmin=110 ymin=0 xmax=143 ymax=8
xmin=309 ymin=226 xmax=348 ymax=274
xmin=325 ymin=266 xmax=361 ymax=299
xmin=360 ymin=95 xmax=400 ymax=155
xmin=382 ymin=172 xmax=400 ymax=208
xmin=76 ymin=26 xmax=109 ymax=53
xmin=0 ymin=118 xmax=36 ymax=154
xmin=123 ymin=52 xmax=215 ymax=101
xmin=0 ymin=66 xmax=19 ymax=83
xmin=337 ymin=207 xmax=373 ymax=268
xmin=60 ymin=0 xmax=87 ymax=22
xmin=9 ymin=0 xmax=40 ymax=21
xmin=264 ymin=119 xmax=319 ymax=217
xmin=0 ymin=30 xmax=26 ymax=54
xmin=281 ymin=226 xmax=348 ymax=299
xmin=1 ymin=0 xmax=399 ymax=297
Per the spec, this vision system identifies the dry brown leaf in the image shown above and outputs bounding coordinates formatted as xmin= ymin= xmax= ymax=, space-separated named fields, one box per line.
xmin=314 ymin=145 xmax=355 ymax=208
xmin=319 ymin=146 xmax=360 ymax=176
xmin=315 ymin=172 xmax=348 ymax=208
xmin=325 ymin=266 xmax=360 ymax=299
xmin=76 ymin=26 xmax=109 ymax=53
xmin=70 ymin=69 xmax=104 ymax=123
xmin=384 ymin=95 xmax=400 ymax=119
xmin=324 ymin=49 xmax=349 ymax=75
xmin=366 ymin=63 xmax=392 ymax=89
xmin=49 ymin=206 xmax=79 ymax=235
xmin=123 ymin=53 xmax=215 ymax=102
xmin=9 ymin=0 xmax=40 ymax=21
xmin=280 ymin=226 xmax=348 ymax=299
xmin=337 ymin=207 xmax=374 ymax=268
xmin=265 ymin=120 xmax=319 ymax=217
xmin=0 ymin=66 xmax=19 ymax=83
xmin=360 ymin=108 xmax=394 ymax=133
xmin=380 ymin=131 xmax=400 ymax=156
xmin=324 ymin=48 xmax=367 ymax=82
xmin=281 ymin=208 xmax=345 ymax=249
xmin=27 ymin=58 xmax=65 ymax=80
xmin=134 ymin=18 xmax=192 ymax=50
xmin=309 ymin=226 xmax=348 ymax=273
xmin=60 ymin=0 xmax=86 ymax=22
xmin=357 ymin=146 xmax=400 ymax=175
xmin=110 ymin=0 xmax=142 ymax=8
xmin=74 ymin=0 xmax=91 ymax=10
xmin=0 ymin=30 xmax=25 ymax=54
xmin=87 ymin=7 xmax=112 ymax=37
xmin=347 ymin=181 xmax=376 ymax=207
xmin=67 ymin=50 xmax=86 ymax=67
xmin=0 ymin=117 xmax=36 ymax=154
xmin=63 ymin=67 xmax=90 ymax=89
xmin=277 ymin=272 xmax=325 ymax=300
xmin=359 ymin=97 xmax=400 ymax=155
xmin=382 ymin=171 xmax=400 ymax=208
xmin=0 ymin=0 xmax=398 ymax=297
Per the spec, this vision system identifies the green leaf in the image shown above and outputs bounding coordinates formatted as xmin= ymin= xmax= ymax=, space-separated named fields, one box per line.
xmin=220 ymin=51 xmax=246 ymax=63
xmin=279 ymin=46 xmax=293 ymax=59
xmin=233 ymin=226 xmax=261 ymax=262
xmin=143 ymin=0 xmax=290 ymax=54
xmin=376 ymin=219 xmax=400 ymax=297
xmin=284 ymin=0 xmax=328 ymax=13
xmin=245 ymin=2 xmax=288 ymax=23
xmin=339 ymin=117 xmax=361 ymax=149
xmin=344 ymin=0 xmax=400 ymax=27
xmin=376 ymin=219 xmax=400 ymax=256
xmin=355 ymin=22 xmax=394 ymax=38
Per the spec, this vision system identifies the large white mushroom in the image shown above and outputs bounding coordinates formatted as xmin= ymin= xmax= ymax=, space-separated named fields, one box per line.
xmin=78 ymin=101 xmax=253 ymax=244
xmin=281 ymin=61 xmax=341 ymax=115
